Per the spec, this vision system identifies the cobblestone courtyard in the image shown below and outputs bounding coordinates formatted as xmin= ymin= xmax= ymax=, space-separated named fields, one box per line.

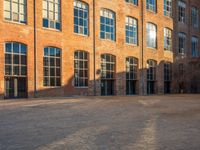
xmin=0 ymin=95 xmax=200 ymax=150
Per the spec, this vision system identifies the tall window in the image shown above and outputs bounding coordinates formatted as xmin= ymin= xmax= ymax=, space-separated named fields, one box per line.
xmin=5 ymin=42 xmax=27 ymax=76
xmin=164 ymin=63 xmax=171 ymax=82
xmin=43 ymin=47 xmax=61 ymax=86
xmin=74 ymin=51 xmax=88 ymax=87
xmin=191 ymin=7 xmax=199 ymax=28
xmin=74 ymin=0 xmax=89 ymax=35
xmin=101 ymin=54 xmax=115 ymax=79
xmin=126 ymin=57 xmax=138 ymax=80
xmin=178 ymin=32 xmax=186 ymax=54
xmin=100 ymin=9 xmax=115 ymax=41
xmin=147 ymin=59 xmax=156 ymax=81
xmin=164 ymin=28 xmax=172 ymax=51
xmin=146 ymin=0 xmax=157 ymax=12
xmin=125 ymin=0 xmax=138 ymax=5
xmin=125 ymin=17 xmax=138 ymax=45
xmin=43 ymin=0 xmax=61 ymax=30
xmin=164 ymin=0 xmax=172 ymax=17
xmin=191 ymin=36 xmax=199 ymax=57
xmin=4 ymin=0 xmax=27 ymax=23
xmin=146 ymin=23 xmax=157 ymax=49
xmin=178 ymin=1 xmax=186 ymax=23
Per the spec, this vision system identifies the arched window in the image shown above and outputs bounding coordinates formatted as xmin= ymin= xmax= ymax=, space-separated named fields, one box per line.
xmin=126 ymin=57 xmax=138 ymax=80
xmin=74 ymin=50 xmax=88 ymax=87
xmin=164 ymin=28 xmax=172 ymax=51
xmin=147 ymin=59 xmax=157 ymax=81
xmin=5 ymin=42 xmax=27 ymax=76
xmin=101 ymin=54 xmax=116 ymax=79
xmin=43 ymin=47 xmax=61 ymax=86
xmin=146 ymin=23 xmax=157 ymax=48
xmin=125 ymin=17 xmax=138 ymax=45
xmin=100 ymin=9 xmax=115 ymax=41
xmin=74 ymin=0 xmax=89 ymax=35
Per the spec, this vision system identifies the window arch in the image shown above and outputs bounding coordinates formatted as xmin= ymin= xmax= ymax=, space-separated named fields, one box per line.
xmin=74 ymin=0 xmax=89 ymax=35
xmin=74 ymin=50 xmax=89 ymax=87
xmin=43 ymin=46 xmax=61 ymax=86
xmin=5 ymin=42 xmax=27 ymax=76
xmin=100 ymin=9 xmax=116 ymax=41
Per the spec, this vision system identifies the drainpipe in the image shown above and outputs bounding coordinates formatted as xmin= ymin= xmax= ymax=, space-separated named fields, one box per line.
xmin=141 ymin=0 xmax=145 ymax=95
xmin=93 ymin=0 xmax=96 ymax=96
xmin=33 ymin=0 xmax=37 ymax=97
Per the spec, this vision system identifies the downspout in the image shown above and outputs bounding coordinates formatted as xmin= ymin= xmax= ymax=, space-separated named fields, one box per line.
xmin=33 ymin=0 xmax=37 ymax=97
xmin=93 ymin=0 xmax=96 ymax=96
xmin=141 ymin=0 xmax=145 ymax=95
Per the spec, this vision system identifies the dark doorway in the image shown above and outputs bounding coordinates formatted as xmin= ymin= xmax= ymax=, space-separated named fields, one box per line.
xmin=164 ymin=81 xmax=171 ymax=94
xmin=101 ymin=80 xmax=114 ymax=96
xmin=5 ymin=77 xmax=27 ymax=99
xmin=126 ymin=80 xmax=136 ymax=95
xmin=147 ymin=81 xmax=155 ymax=94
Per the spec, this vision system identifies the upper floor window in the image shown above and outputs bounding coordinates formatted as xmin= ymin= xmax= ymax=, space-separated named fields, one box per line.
xmin=191 ymin=7 xmax=199 ymax=28
xmin=146 ymin=0 xmax=157 ymax=12
xmin=4 ymin=0 xmax=27 ymax=23
xmin=146 ymin=23 xmax=157 ymax=49
xmin=100 ymin=9 xmax=115 ymax=41
xmin=74 ymin=0 xmax=89 ymax=35
xmin=178 ymin=32 xmax=186 ymax=54
xmin=5 ymin=42 xmax=27 ymax=76
xmin=191 ymin=36 xmax=199 ymax=57
xmin=164 ymin=28 xmax=172 ymax=51
xmin=125 ymin=17 xmax=138 ymax=45
xmin=125 ymin=0 xmax=138 ymax=5
xmin=43 ymin=47 xmax=61 ymax=86
xmin=43 ymin=0 xmax=61 ymax=30
xmin=164 ymin=0 xmax=172 ymax=17
xmin=74 ymin=51 xmax=88 ymax=87
xmin=178 ymin=1 xmax=186 ymax=23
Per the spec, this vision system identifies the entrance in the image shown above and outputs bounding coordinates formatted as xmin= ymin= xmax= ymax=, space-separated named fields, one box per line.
xmin=147 ymin=81 xmax=155 ymax=94
xmin=126 ymin=80 xmax=136 ymax=95
xmin=101 ymin=80 xmax=114 ymax=96
xmin=5 ymin=77 xmax=27 ymax=99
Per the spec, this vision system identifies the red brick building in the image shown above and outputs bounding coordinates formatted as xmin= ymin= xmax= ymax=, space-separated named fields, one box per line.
xmin=0 ymin=0 xmax=199 ymax=99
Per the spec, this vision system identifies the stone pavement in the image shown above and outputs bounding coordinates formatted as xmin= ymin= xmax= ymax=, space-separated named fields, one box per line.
xmin=0 ymin=95 xmax=200 ymax=150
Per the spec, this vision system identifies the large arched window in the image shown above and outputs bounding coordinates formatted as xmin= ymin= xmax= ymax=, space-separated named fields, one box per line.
xmin=74 ymin=50 xmax=88 ymax=87
xmin=100 ymin=9 xmax=115 ymax=41
xmin=74 ymin=0 xmax=89 ymax=35
xmin=5 ymin=42 xmax=27 ymax=76
xmin=146 ymin=23 xmax=157 ymax=49
xmin=101 ymin=54 xmax=116 ymax=79
xmin=43 ymin=47 xmax=61 ymax=86
xmin=147 ymin=59 xmax=157 ymax=81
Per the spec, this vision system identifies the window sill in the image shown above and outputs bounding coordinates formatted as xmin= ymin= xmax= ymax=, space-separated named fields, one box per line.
xmin=42 ymin=27 xmax=61 ymax=32
xmin=146 ymin=10 xmax=157 ymax=14
xmin=147 ymin=47 xmax=157 ymax=50
xmin=3 ymin=20 xmax=27 ymax=26
xmin=125 ymin=2 xmax=138 ymax=7
xmin=74 ymin=86 xmax=89 ymax=89
xmin=100 ymin=38 xmax=116 ymax=43
xmin=74 ymin=33 xmax=89 ymax=37
xmin=125 ymin=43 xmax=138 ymax=47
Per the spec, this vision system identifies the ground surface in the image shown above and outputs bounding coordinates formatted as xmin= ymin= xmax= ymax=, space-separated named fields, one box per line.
xmin=0 ymin=95 xmax=200 ymax=150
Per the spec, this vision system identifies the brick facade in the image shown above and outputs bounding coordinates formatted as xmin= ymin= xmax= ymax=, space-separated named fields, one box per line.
xmin=0 ymin=0 xmax=199 ymax=99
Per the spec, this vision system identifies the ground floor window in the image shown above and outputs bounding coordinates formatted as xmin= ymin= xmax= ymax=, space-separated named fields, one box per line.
xmin=101 ymin=54 xmax=116 ymax=96
xmin=147 ymin=59 xmax=156 ymax=94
